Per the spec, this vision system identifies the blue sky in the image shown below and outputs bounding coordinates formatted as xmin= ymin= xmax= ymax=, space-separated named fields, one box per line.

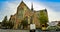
xmin=0 ymin=0 xmax=60 ymax=22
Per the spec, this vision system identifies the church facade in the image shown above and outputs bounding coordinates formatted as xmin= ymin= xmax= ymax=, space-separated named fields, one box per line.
xmin=9 ymin=1 xmax=48 ymax=29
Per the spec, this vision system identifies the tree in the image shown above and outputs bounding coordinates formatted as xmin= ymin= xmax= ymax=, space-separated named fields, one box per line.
xmin=38 ymin=10 xmax=48 ymax=30
xmin=39 ymin=10 xmax=48 ymax=24
xmin=2 ymin=16 xmax=8 ymax=28
xmin=1 ymin=16 xmax=14 ymax=29
xmin=8 ymin=21 xmax=14 ymax=29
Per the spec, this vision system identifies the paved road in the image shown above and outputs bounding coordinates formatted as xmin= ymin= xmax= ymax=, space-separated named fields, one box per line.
xmin=0 ymin=29 xmax=29 ymax=32
xmin=0 ymin=29 xmax=60 ymax=32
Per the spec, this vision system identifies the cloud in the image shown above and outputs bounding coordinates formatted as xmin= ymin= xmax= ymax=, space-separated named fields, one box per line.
xmin=48 ymin=9 xmax=60 ymax=22
xmin=0 ymin=1 xmax=18 ymax=21
xmin=43 ymin=2 xmax=60 ymax=22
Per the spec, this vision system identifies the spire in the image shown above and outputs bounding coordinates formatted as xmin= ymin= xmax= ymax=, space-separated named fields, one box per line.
xmin=45 ymin=8 xmax=47 ymax=12
xmin=21 ymin=0 xmax=24 ymax=4
xmin=21 ymin=0 xmax=23 ymax=3
xmin=31 ymin=3 xmax=33 ymax=11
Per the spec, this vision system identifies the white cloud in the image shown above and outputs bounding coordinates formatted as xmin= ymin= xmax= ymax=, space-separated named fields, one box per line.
xmin=48 ymin=9 xmax=60 ymax=22
xmin=5 ymin=2 xmax=17 ymax=19
xmin=0 ymin=1 xmax=18 ymax=21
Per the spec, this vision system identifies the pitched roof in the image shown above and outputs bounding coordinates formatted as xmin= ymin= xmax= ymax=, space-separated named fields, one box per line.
xmin=17 ymin=1 xmax=30 ymax=10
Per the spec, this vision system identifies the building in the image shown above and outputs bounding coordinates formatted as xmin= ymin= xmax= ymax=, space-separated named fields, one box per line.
xmin=9 ymin=1 xmax=48 ymax=29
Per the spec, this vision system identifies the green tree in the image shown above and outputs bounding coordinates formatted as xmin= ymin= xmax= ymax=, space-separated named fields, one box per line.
xmin=38 ymin=10 xmax=48 ymax=28
xmin=8 ymin=21 xmax=14 ymax=29
xmin=2 ymin=16 xmax=8 ymax=28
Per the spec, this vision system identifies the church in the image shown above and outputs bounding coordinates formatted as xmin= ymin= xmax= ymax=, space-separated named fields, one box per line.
xmin=9 ymin=1 xmax=48 ymax=29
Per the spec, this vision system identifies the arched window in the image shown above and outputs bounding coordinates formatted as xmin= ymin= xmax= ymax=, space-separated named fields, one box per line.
xmin=17 ymin=8 xmax=24 ymax=19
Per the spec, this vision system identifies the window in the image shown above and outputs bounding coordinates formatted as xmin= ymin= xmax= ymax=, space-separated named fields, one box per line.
xmin=18 ymin=8 xmax=24 ymax=19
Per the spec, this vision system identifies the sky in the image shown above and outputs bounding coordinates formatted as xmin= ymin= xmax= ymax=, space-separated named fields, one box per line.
xmin=0 ymin=0 xmax=60 ymax=22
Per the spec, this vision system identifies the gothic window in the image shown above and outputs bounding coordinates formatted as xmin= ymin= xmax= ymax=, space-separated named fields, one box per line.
xmin=18 ymin=8 xmax=24 ymax=18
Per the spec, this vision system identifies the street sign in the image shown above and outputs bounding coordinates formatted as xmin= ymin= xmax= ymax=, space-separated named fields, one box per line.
xmin=30 ymin=24 xmax=36 ymax=30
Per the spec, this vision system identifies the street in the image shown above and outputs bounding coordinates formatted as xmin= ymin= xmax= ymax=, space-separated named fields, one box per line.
xmin=0 ymin=29 xmax=60 ymax=32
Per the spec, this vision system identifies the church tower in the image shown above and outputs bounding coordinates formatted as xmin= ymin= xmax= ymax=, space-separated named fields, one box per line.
xmin=31 ymin=3 xmax=33 ymax=11
xmin=30 ymin=3 xmax=34 ymax=24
